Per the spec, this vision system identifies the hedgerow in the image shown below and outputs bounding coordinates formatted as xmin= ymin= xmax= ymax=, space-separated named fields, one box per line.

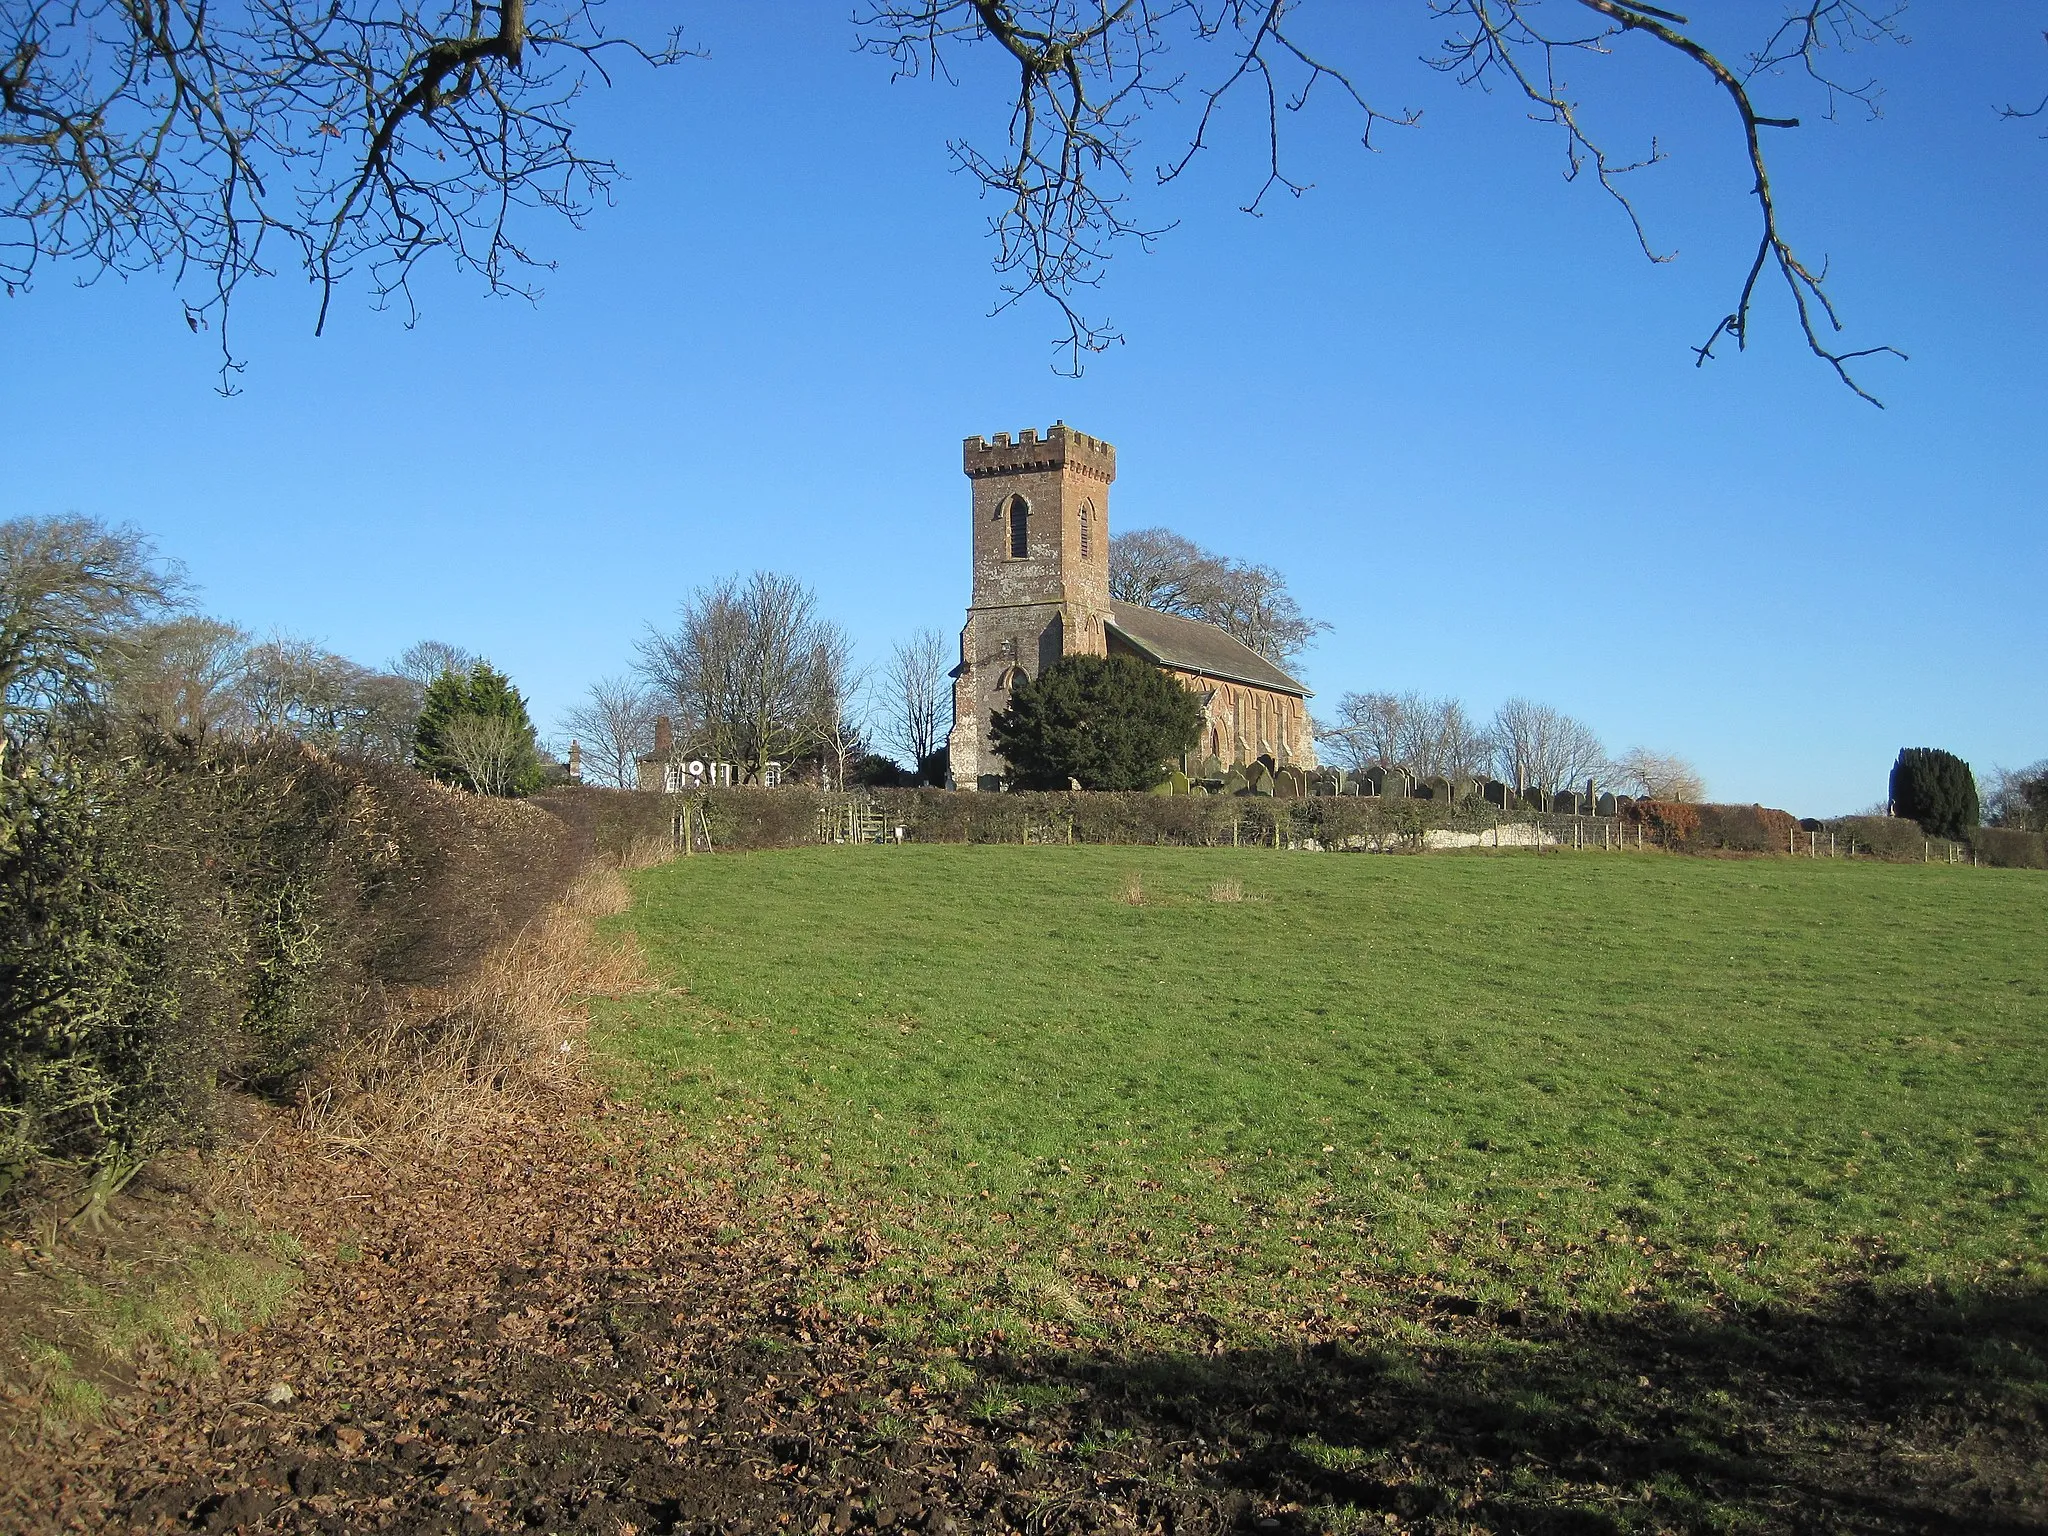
xmin=1 ymin=737 xmax=577 ymax=1192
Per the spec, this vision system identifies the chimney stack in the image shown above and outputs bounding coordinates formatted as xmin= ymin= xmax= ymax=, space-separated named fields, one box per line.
xmin=653 ymin=715 xmax=673 ymax=759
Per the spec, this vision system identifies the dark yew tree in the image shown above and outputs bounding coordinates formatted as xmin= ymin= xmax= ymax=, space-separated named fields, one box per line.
xmin=1890 ymin=747 xmax=1979 ymax=840
xmin=992 ymin=653 xmax=1203 ymax=791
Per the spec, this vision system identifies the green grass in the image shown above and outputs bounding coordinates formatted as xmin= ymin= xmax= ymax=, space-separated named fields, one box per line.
xmin=594 ymin=846 xmax=2047 ymax=1348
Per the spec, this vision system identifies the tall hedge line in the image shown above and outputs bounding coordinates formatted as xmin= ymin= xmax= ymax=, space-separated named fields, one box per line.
xmin=1 ymin=737 xmax=578 ymax=1188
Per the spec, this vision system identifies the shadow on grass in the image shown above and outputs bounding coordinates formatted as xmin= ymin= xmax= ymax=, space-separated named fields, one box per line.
xmin=968 ymin=1281 xmax=2048 ymax=1534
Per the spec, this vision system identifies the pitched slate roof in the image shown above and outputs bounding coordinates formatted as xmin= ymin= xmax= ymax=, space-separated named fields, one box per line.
xmin=1105 ymin=601 xmax=1309 ymax=697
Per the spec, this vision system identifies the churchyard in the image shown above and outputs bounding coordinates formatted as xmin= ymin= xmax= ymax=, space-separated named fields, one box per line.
xmin=593 ymin=844 xmax=2048 ymax=1530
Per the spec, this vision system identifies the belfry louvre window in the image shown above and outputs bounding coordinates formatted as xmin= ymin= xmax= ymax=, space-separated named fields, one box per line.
xmin=1079 ymin=505 xmax=1093 ymax=558
xmin=1008 ymin=496 xmax=1029 ymax=558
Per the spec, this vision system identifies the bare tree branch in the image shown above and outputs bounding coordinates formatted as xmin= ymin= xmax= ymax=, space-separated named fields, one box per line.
xmin=559 ymin=672 xmax=655 ymax=789
xmin=1997 ymin=30 xmax=2048 ymax=129
xmin=0 ymin=0 xmax=686 ymax=387
xmin=881 ymin=627 xmax=949 ymax=778
xmin=859 ymin=0 xmax=1909 ymax=398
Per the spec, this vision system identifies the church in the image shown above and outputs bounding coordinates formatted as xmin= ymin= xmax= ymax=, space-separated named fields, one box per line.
xmin=946 ymin=423 xmax=1315 ymax=790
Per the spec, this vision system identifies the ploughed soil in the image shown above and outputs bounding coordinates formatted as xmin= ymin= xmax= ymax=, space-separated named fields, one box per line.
xmin=4 ymin=1071 xmax=2043 ymax=1536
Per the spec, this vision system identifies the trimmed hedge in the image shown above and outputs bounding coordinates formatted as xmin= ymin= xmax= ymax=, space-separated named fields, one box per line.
xmin=1690 ymin=804 xmax=1801 ymax=853
xmin=1970 ymin=826 xmax=2048 ymax=870
xmin=579 ymin=788 xmax=2048 ymax=871
xmin=2 ymin=737 xmax=578 ymax=1185
xmin=577 ymin=784 xmax=1528 ymax=857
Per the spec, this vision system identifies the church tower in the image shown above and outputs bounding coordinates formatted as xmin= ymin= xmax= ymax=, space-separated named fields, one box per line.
xmin=946 ymin=423 xmax=1116 ymax=788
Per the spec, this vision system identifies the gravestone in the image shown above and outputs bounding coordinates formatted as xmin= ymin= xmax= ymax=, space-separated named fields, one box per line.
xmin=1169 ymin=768 xmax=1191 ymax=796
xmin=1359 ymin=765 xmax=1384 ymax=797
xmin=1382 ymin=768 xmax=1412 ymax=800
xmin=1483 ymin=779 xmax=1508 ymax=809
xmin=1422 ymin=776 xmax=1452 ymax=803
xmin=1200 ymin=754 xmax=1226 ymax=781
xmin=1552 ymin=790 xmax=1579 ymax=815
xmin=1249 ymin=763 xmax=1276 ymax=796
xmin=1595 ymin=791 xmax=1617 ymax=817
xmin=1521 ymin=788 xmax=1548 ymax=812
xmin=1274 ymin=766 xmax=1305 ymax=799
xmin=1222 ymin=768 xmax=1250 ymax=795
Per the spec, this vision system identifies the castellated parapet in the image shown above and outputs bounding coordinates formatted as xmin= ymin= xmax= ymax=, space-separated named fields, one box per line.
xmin=962 ymin=423 xmax=1116 ymax=483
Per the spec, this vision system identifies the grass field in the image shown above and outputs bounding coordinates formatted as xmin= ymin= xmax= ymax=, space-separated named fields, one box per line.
xmin=592 ymin=846 xmax=2048 ymax=1530
xmin=598 ymin=847 xmax=2044 ymax=1337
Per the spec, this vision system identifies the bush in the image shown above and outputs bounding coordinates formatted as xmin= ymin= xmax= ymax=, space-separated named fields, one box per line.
xmin=1890 ymin=748 xmax=1979 ymax=840
xmin=1691 ymin=804 xmax=1801 ymax=853
xmin=1827 ymin=816 xmax=1960 ymax=862
xmin=992 ymin=655 xmax=1203 ymax=790
xmin=1624 ymin=799 xmax=1701 ymax=846
xmin=2 ymin=737 xmax=578 ymax=1187
xmin=1969 ymin=826 xmax=2048 ymax=870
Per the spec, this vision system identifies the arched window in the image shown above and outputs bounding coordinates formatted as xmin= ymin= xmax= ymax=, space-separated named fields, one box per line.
xmin=1078 ymin=503 xmax=1093 ymax=559
xmin=1007 ymin=496 xmax=1029 ymax=559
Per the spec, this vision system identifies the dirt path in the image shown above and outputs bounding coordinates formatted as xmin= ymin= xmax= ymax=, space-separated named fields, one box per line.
xmin=3 ymin=1063 xmax=1253 ymax=1536
xmin=5 ymin=1039 xmax=2041 ymax=1534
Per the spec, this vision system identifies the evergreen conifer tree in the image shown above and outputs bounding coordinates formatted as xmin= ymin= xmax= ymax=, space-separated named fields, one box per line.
xmin=413 ymin=661 xmax=545 ymax=796
xmin=991 ymin=654 xmax=1203 ymax=790
xmin=1889 ymin=747 xmax=1979 ymax=840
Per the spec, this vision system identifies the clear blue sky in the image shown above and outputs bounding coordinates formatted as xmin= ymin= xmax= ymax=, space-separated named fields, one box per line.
xmin=7 ymin=3 xmax=2044 ymax=814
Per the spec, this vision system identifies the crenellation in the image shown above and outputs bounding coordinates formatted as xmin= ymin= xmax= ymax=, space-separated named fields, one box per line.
xmin=961 ymin=422 xmax=1117 ymax=482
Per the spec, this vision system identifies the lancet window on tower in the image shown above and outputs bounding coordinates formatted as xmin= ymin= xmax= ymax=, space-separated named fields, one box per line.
xmin=1007 ymin=495 xmax=1029 ymax=559
xmin=1079 ymin=503 xmax=1093 ymax=559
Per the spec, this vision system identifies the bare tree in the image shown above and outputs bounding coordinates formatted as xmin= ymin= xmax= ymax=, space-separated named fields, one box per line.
xmin=880 ymin=628 xmax=948 ymax=780
xmin=637 ymin=572 xmax=853 ymax=784
xmin=234 ymin=633 xmax=418 ymax=760
xmin=859 ymin=1 xmax=1912 ymax=397
xmin=436 ymin=710 xmax=534 ymax=797
xmin=1316 ymin=691 xmax=1406 ymax=775
xmin=1109 ymin=528 xmax=1212 ymax=612
xmin=1488 ymin=697 xmax=1608 ymax=794
xmin=1317 ymin=689 xmax=1487 ymax=780
xmin=1985 ymin=761 xmax=2048 ymax=832
xmin=1 ymin=0 xmax=686 ymax=383
xmin=104 ymin=614 xmax=249 ymax=738
xmin=393 ymin=639 xmax=478 ymax=687
xmin=1399 ymin=695 xmax=1491 ymax=782
xmin=1613 ymin=746 xmax=1706 ymax=803
xmin=1109 ymin=527 xmax=1325 ymax=669
xmin=0 ymin=515 xmax=188 ymax=756
xmin=559 ymin=673 xmax=656 ymax=789
xmin=814 ymin=693 xmax=870 ymax=793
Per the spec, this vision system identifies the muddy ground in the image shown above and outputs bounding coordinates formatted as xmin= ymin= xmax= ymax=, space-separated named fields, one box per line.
xmin=3 ymin=1065 xmax=2042 ymax=1536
